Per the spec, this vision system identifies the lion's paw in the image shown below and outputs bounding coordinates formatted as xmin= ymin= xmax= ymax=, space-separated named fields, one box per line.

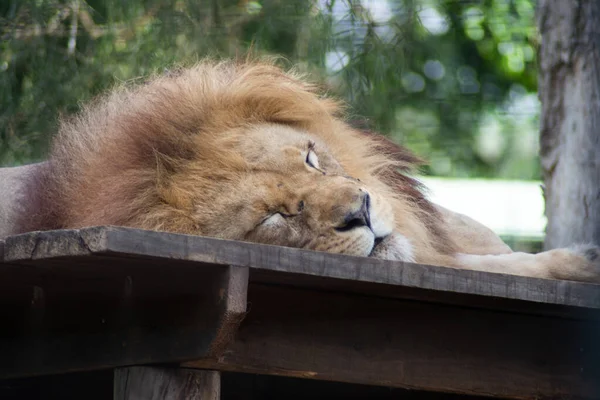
xmin=570 ymin=244 xmax=600 ymax=284
xmin=548 ymin=244 xmax=600 ymax=284
xmin=369 ymin=232 xmax=415 ymax=262
xmin=583 ymin=246 xmax=600 ymax=262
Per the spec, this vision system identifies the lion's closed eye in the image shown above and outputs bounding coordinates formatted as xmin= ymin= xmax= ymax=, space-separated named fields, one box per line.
xmin=306 ymin=149 xmax=320 ymax=169
xmin=305 ymin=141 xmax=320 ymax=170
xmin=258 ymin=201 xmax=304 ymax=229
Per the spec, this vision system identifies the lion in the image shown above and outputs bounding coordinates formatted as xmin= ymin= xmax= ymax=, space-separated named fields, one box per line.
xmin=1 ymin=59 xmax=599 ymax=283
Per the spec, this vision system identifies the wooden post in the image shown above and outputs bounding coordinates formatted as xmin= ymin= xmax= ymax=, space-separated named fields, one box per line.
xmin=538 ymin=0 xmax=600 ymax=249
xmin=114 ymin=367 xmax=220 ymax=400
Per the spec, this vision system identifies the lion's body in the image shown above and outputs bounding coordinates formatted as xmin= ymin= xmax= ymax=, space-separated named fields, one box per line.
xmin=2 ymin=60 xmax=599 ymax=283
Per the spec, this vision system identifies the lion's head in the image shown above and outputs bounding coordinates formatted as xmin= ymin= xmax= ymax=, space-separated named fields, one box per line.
xmin=18 ymin=59 xmax=453 ymax=261
xmin=167 ymin=122 xmax=397 ymax=257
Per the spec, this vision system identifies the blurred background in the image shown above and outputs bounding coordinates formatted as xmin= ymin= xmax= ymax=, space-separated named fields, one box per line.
xmin=0 ymin=0 xmax=542 ymax=250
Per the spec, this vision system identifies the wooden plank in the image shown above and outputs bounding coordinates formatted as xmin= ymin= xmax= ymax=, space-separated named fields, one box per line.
xmin=114 ymin=367 xmax=220 ymax=400
xmin=4 ymin=226 xmax=599 ymax=311
xmin=247 ymin=267 xmax=600 ymax=320
xmin=0 ymin=251 xmax=248 ymax=378
xmin=2 ymin=227 xmax=600 ymax=398
xmin=184 ymin=284 xmax=600 ymax=400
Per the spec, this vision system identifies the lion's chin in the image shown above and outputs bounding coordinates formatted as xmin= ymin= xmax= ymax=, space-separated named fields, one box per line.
xmin=368 ymin=236 xmax=386 ymax=256
xmin=368 ymin=232 xmax=416 ymax=262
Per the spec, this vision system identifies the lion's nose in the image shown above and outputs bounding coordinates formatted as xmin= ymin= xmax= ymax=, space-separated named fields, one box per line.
xmin=336 ymin=192 xmax=371 ymax=231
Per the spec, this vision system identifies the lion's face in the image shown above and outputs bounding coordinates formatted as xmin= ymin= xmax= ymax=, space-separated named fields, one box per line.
xmin=182 ymin=124 xmax=395 ymax=257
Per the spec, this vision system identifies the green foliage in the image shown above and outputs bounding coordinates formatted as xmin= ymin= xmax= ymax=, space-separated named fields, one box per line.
xmin=0 ymin=0 xmax=539 ymax=180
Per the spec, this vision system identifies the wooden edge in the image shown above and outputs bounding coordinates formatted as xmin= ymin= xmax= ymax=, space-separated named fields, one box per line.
xmin=87 ymin=226 xmax=600 ymax=310
xmin=3 ymin=227 xmax=108 ymax=261
xmin=207 ymin=266 xmax=249 ymax=358
xmin=114 ymin=367 xmax=220 ymax=400
xmin=247 ymin=268 xmax=600 ymax=320
xmin=4 ymin=226 xmax=600 ymax=310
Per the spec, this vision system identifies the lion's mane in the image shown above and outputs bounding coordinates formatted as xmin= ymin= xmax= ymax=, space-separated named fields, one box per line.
xmin=16 ymin=59 xmax=454 ymax=255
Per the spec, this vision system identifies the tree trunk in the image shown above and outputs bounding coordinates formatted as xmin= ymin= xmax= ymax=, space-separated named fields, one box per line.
xmin=538 ymin=0 xmax=600 ymax=250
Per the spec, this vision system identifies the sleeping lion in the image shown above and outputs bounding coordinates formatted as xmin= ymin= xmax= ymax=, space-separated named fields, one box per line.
xmin=1 ymin=59 xmax=599 ymax=283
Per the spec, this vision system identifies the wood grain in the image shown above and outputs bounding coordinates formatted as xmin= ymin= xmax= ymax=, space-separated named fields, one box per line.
xmin=2 ymin=227 xmax=600 ymax=398
xmin=185 ymin=284 xmax=600 ymax=399
xmin=4 ymin=226 xmax=599 ymax=310
xmin=538 ymin=0 xmax=600 ymax=250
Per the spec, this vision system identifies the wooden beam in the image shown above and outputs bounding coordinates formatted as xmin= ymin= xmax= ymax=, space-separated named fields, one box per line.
xmin=4 ymin=226 xmax=599 ymax=311
xmin=0 ymin=229 xmax=248 ymax=378
xmin=184 ymin=283 xmax=600 ymax=400
xmin=2 ymin=227 xmax=600 ymax=398
xmin=114 ymin=367 xmax=220 ymax=400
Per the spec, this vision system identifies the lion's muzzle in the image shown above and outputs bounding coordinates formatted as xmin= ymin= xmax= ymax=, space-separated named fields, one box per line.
xmin=335 ymin=191 xmax=371 ymax=232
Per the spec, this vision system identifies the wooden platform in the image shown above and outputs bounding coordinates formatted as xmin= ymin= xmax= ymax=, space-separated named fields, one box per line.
xmin=1 ymin=226 xmax=599 ymax=399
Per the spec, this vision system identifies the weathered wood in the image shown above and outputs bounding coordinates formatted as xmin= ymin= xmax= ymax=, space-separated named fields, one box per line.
xmin=2 ymin=227 xmax=600 ymax=398
xmin=4 ymin=226 xmax=599 ymax=311
xmin=185 ymin=284 xmax=600 ymax=400
xmin=538 ymin=0 xmax=600 ymax=250
xmin=114 ymin=367 xmax=220 ymax=400
xmin=0 ymin=231 xmax=248 ymax=378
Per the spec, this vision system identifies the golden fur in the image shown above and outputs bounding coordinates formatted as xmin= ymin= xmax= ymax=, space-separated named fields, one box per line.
xmin=13 ymin=59 xmax=600 ymax=283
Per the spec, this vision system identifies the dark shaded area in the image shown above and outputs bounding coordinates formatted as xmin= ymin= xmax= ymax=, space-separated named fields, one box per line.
xmin=0 ymin=370 xmax=505 ymax=400
xmin=222 ymin=373 xmax=499 ymax=400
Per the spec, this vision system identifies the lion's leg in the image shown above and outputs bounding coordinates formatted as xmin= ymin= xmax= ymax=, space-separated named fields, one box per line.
xmin=434 ymin=204 xmax=513 ymax=255
xmin=451 ymin=245 xmax=600 ymax=283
